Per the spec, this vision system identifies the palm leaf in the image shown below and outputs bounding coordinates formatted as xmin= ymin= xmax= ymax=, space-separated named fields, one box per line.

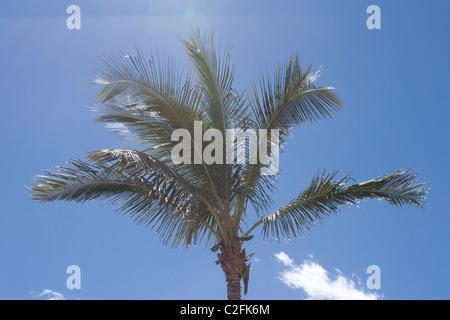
xmin=92 ymin=47 xmax=203 ymax=146
xmin=180 ymin=26 xmax=236 ymax=132
xmin=246 ymin=169 xmax=430 ymax=241
xmin=28 ymin=158 xmax=218 ymax=248
xmin=87 ymin=148 xmax=204 ymax=195
xmin=250 ymin=54 xmax=342 ymax=137
xmin=180 ymin=28 xmax=256 ymax=226
xmin=234 ymin=56 xmax=342 ymax=230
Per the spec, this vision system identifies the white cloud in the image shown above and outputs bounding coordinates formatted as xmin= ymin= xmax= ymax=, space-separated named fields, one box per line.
xmin=31 ymin=289 xmax=66 ymax=300
xmin=275 ymin=252 xmax=382 ymax=300
xmin=275 ymin=252 xmax=294 ymax=267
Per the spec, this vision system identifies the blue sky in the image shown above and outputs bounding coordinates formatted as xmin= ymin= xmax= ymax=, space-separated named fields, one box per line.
xmin=0 ymin=0 xmax=449 ymax=300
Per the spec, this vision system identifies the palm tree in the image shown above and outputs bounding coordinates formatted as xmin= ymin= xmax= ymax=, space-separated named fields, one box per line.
xmin=28 ymin=28 xmax=429 ymax=300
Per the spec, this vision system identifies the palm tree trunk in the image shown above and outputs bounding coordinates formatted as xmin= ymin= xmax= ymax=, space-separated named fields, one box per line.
xmin=225 ymin=269 xmax=242 ymax=300
xmin=217 ymin=245 xmax=250 ymax=300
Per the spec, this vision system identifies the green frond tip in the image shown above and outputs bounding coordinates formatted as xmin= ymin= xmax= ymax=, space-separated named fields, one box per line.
xmin=27 ymin=159 xmax=144 ymax=203
xmin=258 ymin=169 xmax=430 ymax=241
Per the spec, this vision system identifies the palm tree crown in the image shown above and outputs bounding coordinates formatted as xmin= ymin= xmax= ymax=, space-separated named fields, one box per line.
xmin=28 ymin=27 xmax=429 ymax=300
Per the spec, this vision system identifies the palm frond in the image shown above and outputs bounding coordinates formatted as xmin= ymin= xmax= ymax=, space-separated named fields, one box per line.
xmin=233 ymin=56 xmax=342 ymax=229
xmin=248 ymin=169 xmax=429 ymax=241
xmin=180 ymin=27 xmax=237 ymax=132
xmin=250 ymin=54 xmax=342 ymax=138
xmin=87 ymin=148 xmax=205 ymax=195
xmin=28 ymin=159 xmax=141 ymax=203
xmin=92 ymin=45 xmax=232 ymax=216
xmin=180 ymin=27 xmax=256 ymax=213
xmin=92 ymin=47 xmax=203 ymax=146
xmin=27 ymin=158 xmax=219 ymax=248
